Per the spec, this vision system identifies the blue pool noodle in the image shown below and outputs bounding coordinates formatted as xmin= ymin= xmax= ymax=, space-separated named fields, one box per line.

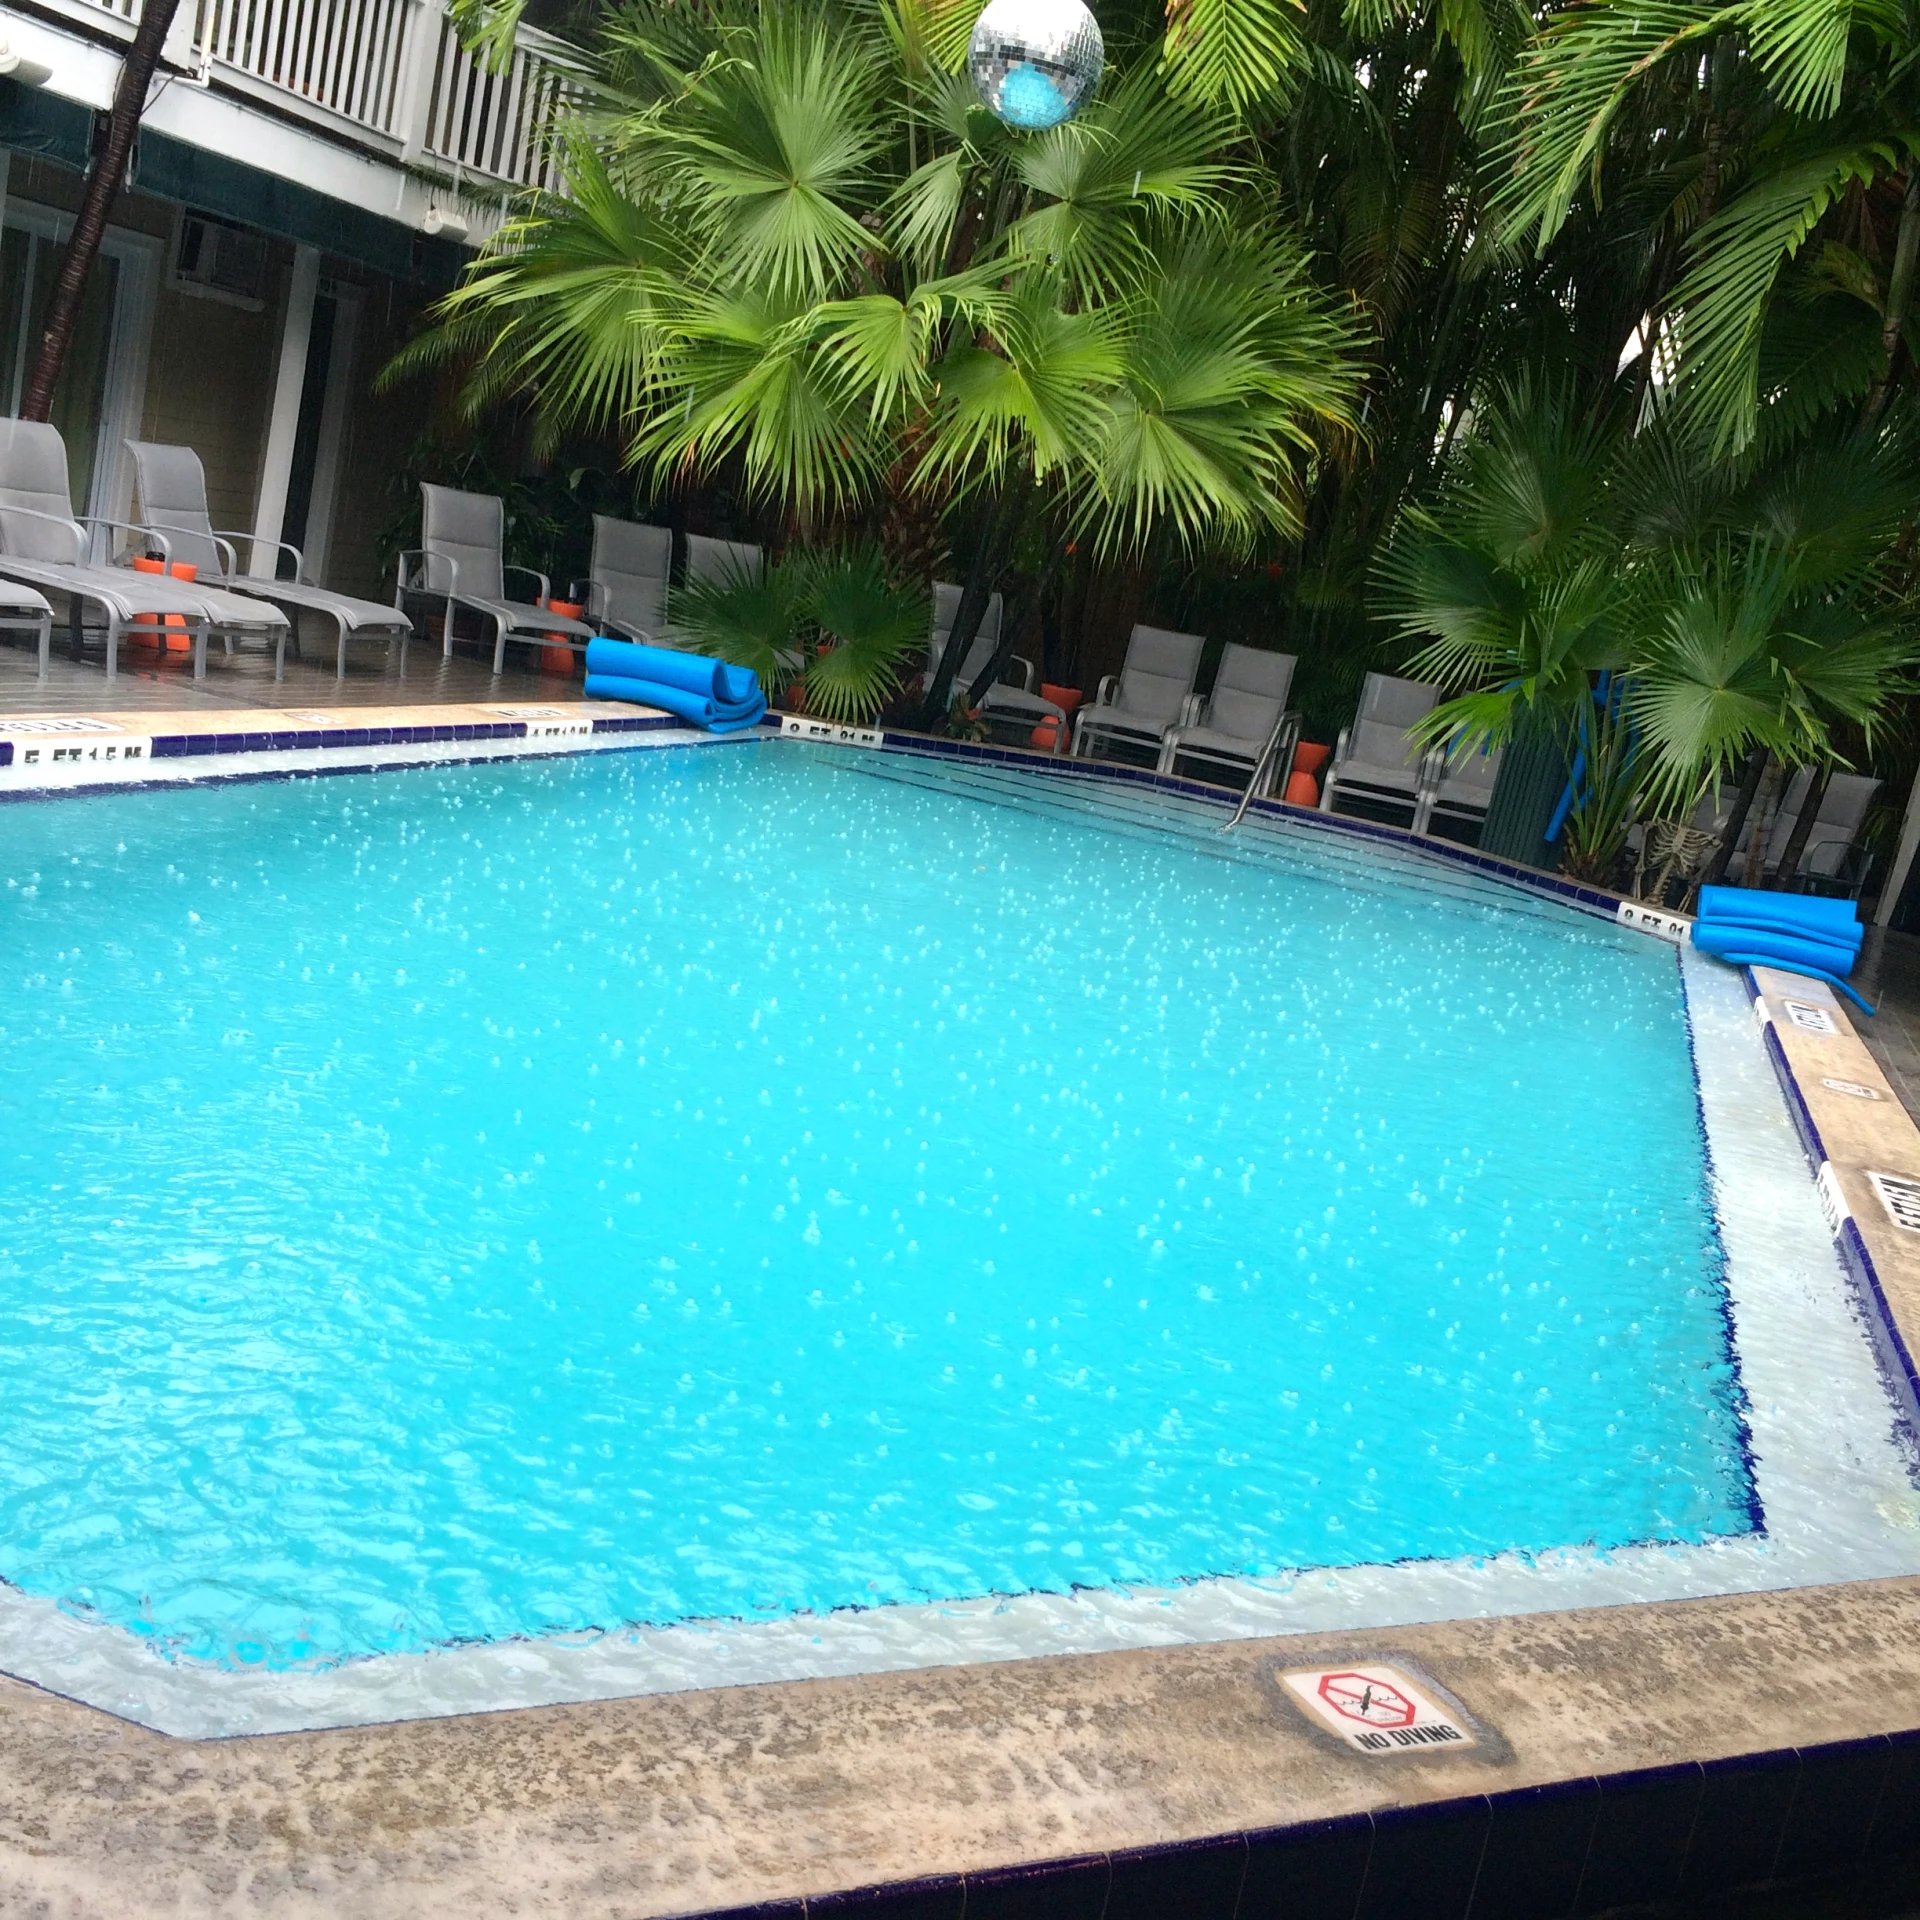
xmin=584 ymin=638 xmax=760 ymax=706
xmin=1696 ymin=887 xmax=1862 ymax=949
xmin=1714 ymin=952 xmax=1876 ymax=1016
xmin=1690 ymin=922 xmax=1862 ymax=976
xmin=1692 ymin=884 xmax=1872 ymax=1013
xmin=584 ymin=673 xmax=767 ymax=731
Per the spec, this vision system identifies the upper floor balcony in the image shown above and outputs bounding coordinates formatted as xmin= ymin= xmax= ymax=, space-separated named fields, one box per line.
xmin=0 ymin=0 xmax=574 ymax=243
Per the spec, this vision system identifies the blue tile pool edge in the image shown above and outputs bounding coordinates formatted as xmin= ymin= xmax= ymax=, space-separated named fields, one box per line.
xmin=1742 ymin=967 xmax=1920 ymax=1458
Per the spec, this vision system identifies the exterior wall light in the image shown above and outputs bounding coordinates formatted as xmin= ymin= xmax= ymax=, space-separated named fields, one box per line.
xmin=0 ymin=41 xmax=55 ymax=88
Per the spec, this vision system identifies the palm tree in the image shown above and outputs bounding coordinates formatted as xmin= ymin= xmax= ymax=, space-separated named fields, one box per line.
xmin=1489 ymin=0 xmax=1920 ymax=457
xmin=1374 ymin=382 xmax=1918 ymax=883
xmin=395 ymin=0 xmax=1364 ymax=729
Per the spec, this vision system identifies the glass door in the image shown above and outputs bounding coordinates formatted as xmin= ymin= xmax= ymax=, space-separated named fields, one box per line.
xmin=1 ymin=208 xmax=153 ymax=536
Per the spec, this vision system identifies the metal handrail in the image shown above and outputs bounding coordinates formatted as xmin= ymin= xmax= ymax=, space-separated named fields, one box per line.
xmin=1221 ymin=711 xmax=1298 ymax=833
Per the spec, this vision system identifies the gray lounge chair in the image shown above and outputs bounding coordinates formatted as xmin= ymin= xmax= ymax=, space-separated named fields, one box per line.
xmin=0 ymin=419 xmax=288 ymax=680
xmin=1414 ymin=734 xmax=1505 ymax=836
xmin=1157 ymin=643 xmax=1297 ymax=789
xmin=127 ymin=440 xmax=412 ymax=679
xmin=1321 ymin=673 xmax=1442 ymax=824
xmin=400 ymin=483 xmax=596 ymax=676
xmin=1071 ymin=625 xmax=1207 ymax=762
xmin=683 ymin=533 xmax=764 ymax=591
xmin=0 ymin=581 xmax=52 ymax=674
xmin=927 ymin=582 xmax=1067 ymax=746
xmin=587 ymin=515 xmax=671 ymax=643
xmin=1764 ymin=769 xmax=1881 ymax=888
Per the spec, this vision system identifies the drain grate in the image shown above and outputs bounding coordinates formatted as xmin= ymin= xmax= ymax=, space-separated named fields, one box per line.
xmin=1823 ymin=1077 xmax=1882 ymax=1100
xmin=1868 ymin=1171 xmax=1920 ymax=1232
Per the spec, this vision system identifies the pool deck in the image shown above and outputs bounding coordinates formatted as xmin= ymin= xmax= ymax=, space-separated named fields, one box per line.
xmin=7 ymin=1576 xmax=1920 ymax=1917
xmin=12 ymin=677 xmax=1920 ymax=1912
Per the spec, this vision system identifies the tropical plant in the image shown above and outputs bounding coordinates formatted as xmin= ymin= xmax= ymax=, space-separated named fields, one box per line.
xmin=390 ymin=0 xmax=1364 ymax=731
xmin=1489 ymin=0 xmax=1920 ymax=457
xmin=672 ymin=544 xmax=929 ymax=724
xmin=1374 ymin=381 xmax=1920 ymax=882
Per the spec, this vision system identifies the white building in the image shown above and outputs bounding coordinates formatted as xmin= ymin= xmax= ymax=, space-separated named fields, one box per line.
xmin=0 ymin=0 xmax=568 ymax=599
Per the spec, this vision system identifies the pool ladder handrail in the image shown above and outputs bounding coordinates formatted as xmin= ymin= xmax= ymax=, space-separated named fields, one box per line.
xmin=1221 ymin=711 xmax=1300 ymax=833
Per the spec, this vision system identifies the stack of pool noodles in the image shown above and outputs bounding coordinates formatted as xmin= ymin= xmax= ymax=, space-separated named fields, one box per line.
xmin=1691 ymin=884 xmax=1873 ymax=1013
xmin=582 ymin=638 xmax=767 ymax=733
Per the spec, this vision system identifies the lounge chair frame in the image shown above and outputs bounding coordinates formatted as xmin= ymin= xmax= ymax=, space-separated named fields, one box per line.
xmin=128 ymin=440 xmax=411 ymax=679
xmin=399 ymin=483 xmax=595 ymax=676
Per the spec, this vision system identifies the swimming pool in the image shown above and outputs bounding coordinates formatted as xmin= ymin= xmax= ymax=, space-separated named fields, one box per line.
xmin=0 ymin=737 xmax=1768 ymax=1690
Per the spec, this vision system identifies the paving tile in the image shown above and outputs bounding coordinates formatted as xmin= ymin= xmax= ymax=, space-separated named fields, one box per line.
xmin=1104 ymin=1833 xmax=1246 ymax=1919
xmin=1871 ymin=1731 xmax=1920 ymax=1860
xmin=1355 ymin=1797 xmax=1489 ymax=1920
xmin=1470 ymin=1779 xmax=1599 ymax=1920
xmin=1238 ymin=1813 xmax=1374 ymax=1920
xmin=1678 ymin=1749 xmax=1799 ymax=1896
xmin=807 ymin=1872 xmax=965 ymax=1918
xmin=1573 ymin=1763 xmax=1704 ymax=1914
xmin=1776 ymin=1736 xmax=1892 ymax=1880
xmin=962 ymin=1852 xmax=1110 ymax=1920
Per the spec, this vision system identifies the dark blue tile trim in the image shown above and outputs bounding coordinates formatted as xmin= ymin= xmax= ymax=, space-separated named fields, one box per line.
xmin=862 ymin=728 xmax=1632 ymax=927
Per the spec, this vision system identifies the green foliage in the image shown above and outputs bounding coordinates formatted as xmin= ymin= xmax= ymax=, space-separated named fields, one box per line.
xmin=1374 ymin=382 xmax=1920 ymax=840
xmin=400 ymin=0 xmax=1363 ymax=571
xmin=668 ymin=542 xmax=928 ymax=722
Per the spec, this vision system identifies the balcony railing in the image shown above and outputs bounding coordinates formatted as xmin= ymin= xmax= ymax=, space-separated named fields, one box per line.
xmin=31 ymin=0 xmax=573 ymax=190
xmin=196 ymin=0 xmax=413 ymax=138
xmin=420 ymin=15 xmax=569 ymax=192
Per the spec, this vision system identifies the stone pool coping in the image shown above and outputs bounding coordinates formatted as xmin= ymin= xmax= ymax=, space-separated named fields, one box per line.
xmin=9 ymin=1576 xmax=1920 ymax=1916
xmin=8 ymin=704 xmax=1920 ymax=1912
xmin=1747 ymin=963 xmax=1920 ymax=1448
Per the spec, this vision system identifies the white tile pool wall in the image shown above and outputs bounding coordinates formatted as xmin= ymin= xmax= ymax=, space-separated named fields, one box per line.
xmin=2 ymin=888 xmax=1916 ymax=1739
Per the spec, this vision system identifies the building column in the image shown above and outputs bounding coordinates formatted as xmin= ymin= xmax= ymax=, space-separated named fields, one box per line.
xmin=249 ymin=243 xmax=321 ymax=579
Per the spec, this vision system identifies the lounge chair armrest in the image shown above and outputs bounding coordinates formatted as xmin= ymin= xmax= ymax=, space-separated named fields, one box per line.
xmin=215 ymin=530 xmax=301 ymax=581
xmin=504 ymin=564 xmax=551 ymax=604
xmin=1006 ymin=654 xmax=1036 ymax=691
xmin=78 ymin=514 xmax=162 ymax=564
xmin=1095 ymin=674 xmax=1118 ymax=706
xmin=0 ymin=504 xmax=88 ymax=564
xmin=398 ymin=549 xmax=458 ymax=594
xmin=1329 ymin=724 xmax=1351 ymax=770
xmin=1179 ymin=692 xmax=1204 ymax=727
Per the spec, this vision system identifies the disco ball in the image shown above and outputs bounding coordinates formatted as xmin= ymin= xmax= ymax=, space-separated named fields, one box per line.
xmin=967 ymin=0 xmax=1104 ymax=131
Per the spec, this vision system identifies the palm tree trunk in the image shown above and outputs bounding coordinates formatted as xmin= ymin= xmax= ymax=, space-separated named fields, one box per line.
xmin=1862 ymin=169 xmax=1920 ymax=434
xmin=1773 ymin=765 xmax=1829 ymax=892
xmin=1739 ymin=754 xmax=1784 ymax=888
xmin=918 ymin=482 xmax=1023 ymax=729
xmin=21 ymin=0 xmax=183 ymax=421
xmin=966 ymin=545 xmax=1068 ymax=709
xmin=1700 ymin=748 xmax=1768 ymax=890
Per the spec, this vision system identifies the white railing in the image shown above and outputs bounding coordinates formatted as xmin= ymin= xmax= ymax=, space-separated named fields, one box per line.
xmin=196 ymin=0 xmax=412 ymax=137
xmin=35 ymin=0 xmax=571 ymax=189
xmin=420 ymin=14 xmax=570 ymax=191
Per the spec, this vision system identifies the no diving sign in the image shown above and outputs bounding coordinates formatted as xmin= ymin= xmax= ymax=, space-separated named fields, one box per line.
xmin=1280 ymin=1664 xmax=1477 ymax=1755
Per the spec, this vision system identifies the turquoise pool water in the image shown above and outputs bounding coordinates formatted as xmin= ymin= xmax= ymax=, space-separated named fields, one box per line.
xmin=0 ymin=743 xmax=1750 ymax=1668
